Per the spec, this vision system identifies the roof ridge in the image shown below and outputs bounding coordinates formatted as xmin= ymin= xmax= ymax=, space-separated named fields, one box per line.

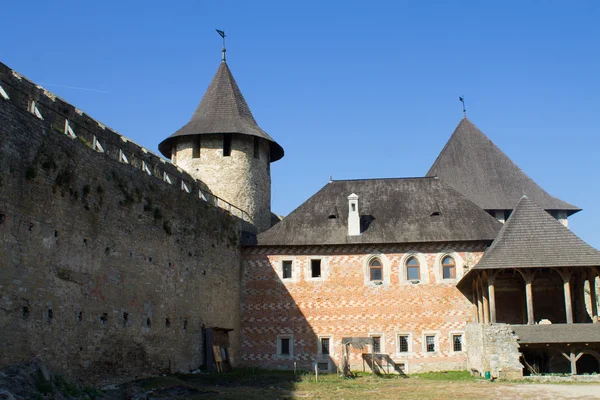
xmin=331 ymin=176 xmax=436 ymax=183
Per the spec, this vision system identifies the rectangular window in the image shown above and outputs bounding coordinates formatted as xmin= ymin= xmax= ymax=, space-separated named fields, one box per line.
xmin=280 ymin=338 xmax=290 ymax=355
xmin=407 ymin=265 xmax=420 ymax=280
xmin=253 ymin=137 xmax=259 ymax=159
xmin=317 ymin=362 xmax=329 ymax=371
xmin=398 ymin=335 xmax=409 ymax=353
xmin=311 ymin=259 xmax=321 ymax=278
xmin=282 ymin=260 xmax=292 ymax=279
xmin=425 ymin=335 xmax=436 ymax=352
xmin=372 ymin=336 xmax=381 ymax=353
xmin=452 ymin=334 xmax=463 ymax=352
xmin=223 ymin=134 xmax=232 ymax=157
xmin=192 ymin=136 xmax=201 ymax=158
xmin=321 ymin=337 xmax=330 ymax=355
xmin=370 ymin=265 xmax=382 ymax=281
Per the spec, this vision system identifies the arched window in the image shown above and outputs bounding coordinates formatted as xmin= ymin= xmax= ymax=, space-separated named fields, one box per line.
xmin=369 ymin=259 xmax=382 ymax=281
xmin=442 ymin=256 xmax=456 ymax=279
xmin=406 ymin=257 xmax=420 ymax=280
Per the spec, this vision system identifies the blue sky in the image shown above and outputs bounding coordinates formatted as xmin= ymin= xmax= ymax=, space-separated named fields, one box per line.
xmin=2 ymin=1 xmax=599 ymax=248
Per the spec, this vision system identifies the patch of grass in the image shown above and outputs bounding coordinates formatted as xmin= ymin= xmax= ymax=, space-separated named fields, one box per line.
xmin=413 ymin=370 xmax=475 ymax=381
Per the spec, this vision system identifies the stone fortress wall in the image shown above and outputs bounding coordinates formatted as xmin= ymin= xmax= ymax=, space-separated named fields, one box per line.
xmin=173 ymin=134 xmax=272 ymax=233
xmin=0 ymin=62 xmax=243 ymax=384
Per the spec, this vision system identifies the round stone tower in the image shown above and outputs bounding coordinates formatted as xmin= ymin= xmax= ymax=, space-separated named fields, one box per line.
xmin=158 ymin=56 xmax=283 ymax=233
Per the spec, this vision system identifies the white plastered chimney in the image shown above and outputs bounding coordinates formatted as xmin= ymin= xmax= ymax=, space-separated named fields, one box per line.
xmin=348 ymin=193 xmax=360 ymax=236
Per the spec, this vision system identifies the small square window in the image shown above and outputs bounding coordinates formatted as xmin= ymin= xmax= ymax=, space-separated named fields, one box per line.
xmin=452 ymin=334 xmax=463 ymax=352
xmin=321 ymin=337 xmax=330 ymax=355
xmin=282 ymin=260 xmax=292 ymax=279
xmin=281 ymin=338 xmax=290 ymax=355
xmin=372 ymin=336 xmax=381 ymax=353
xmin=398 ymin=335 xmax=409 ymax=353
xmin=317 ymin=362 xmax=329 ymax=371
xmin=425 ymin=335 xmax=436 ymax=352
xmin=311 ymin=259 xmax=321 ymax=278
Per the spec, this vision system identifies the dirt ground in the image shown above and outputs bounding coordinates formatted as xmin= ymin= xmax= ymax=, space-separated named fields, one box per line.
xmin=120 ymin=371 xmax=600 ymax=400
xmin=3 ymin=366 xmax=600 ymax=399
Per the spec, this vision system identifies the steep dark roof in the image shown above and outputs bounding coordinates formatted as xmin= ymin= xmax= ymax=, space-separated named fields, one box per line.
xmin=511 ymin=324 xmax=600 ymax=344
xmin=471 ymin=196 xmax=600 ymax=270
xmin=159 ymin=61 xmax=284 ymax=161
xmin=255 ymin=177 xmax=501 ymax=246
xmin=427 ymin=118 xmax=579 ymax=214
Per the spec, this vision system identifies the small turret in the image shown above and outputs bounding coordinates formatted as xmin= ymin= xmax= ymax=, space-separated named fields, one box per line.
xmin=158 ymin=53 xmax=283 ymax=233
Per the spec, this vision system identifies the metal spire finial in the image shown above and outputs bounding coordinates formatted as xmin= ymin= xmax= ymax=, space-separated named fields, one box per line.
xmin=216 ymin=29 xmax=226 ymax=62
xmin=459 ymin=95 xmax=466 ymax=117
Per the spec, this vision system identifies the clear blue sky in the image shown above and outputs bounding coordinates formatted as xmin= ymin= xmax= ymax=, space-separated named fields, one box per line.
xmin=2 ymin=1 xmax=599 ymax=248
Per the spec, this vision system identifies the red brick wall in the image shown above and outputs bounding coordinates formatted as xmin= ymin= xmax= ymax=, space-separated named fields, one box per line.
xmin=241 ymin=242 xmax=486 ymax=373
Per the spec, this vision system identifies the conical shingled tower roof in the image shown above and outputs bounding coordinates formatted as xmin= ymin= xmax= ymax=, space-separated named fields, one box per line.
xmin=470 ymin=196 xmax=600 ymax=270
xmin=159 ymin=61 xmax=284 ymax=161
xmin=426 ymin=118 xmax=579 ymax=214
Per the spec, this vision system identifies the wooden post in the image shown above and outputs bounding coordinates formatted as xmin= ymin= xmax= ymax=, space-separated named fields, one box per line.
xmin=563 ymin=275 xmax=574 ymax=324
xmin=482 ymin=280 xmax=490 ymax=325
xmin=488 ymin=275 xmax=497 ymax=324
xmin=525 ymin=278 xmax=535 ymax=325
xmin=562 ymin=352 xmax=583 ymax=376
xmin=590 ymin=272 xmax=598 ymax=324
xmin=476 ymin=281 xmax=484 ymax=324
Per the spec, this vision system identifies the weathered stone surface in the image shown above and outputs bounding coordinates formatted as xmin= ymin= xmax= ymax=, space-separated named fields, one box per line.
xmin=464 ymin=323 xmax=523 ymax=379
xmin=0 ymin=63 xmax=242 ymax=384
xmin=173 ymin=134 xmax=272 ymax=232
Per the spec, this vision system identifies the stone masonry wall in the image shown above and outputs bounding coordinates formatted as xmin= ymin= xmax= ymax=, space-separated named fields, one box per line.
xmin=173 ymin=134 xmax=271 ymax=233
xmin=0 ymin=63 xmax=242 ymax=384
xmin=241 ymin=243 xmax=486 ymax=373
xmin=464 ymin=323 xmax=523 ymax=379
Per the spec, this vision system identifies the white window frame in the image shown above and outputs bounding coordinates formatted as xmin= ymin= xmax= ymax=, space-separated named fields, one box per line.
xmin=368 ymin=332 xmax=385 ymax=354
xmin=363 ymin=253 xmax=391 ymax=287
xmin=395 ymin=332 xmax=413 ymax=356
xmin=434 ymin=252 xmax=464 ymax=283
xmin=399 ymin=252 xmax=429 ymax=284
xmin=279 ymin=258 xmax=296 ymax=282
xmin=29 ymin=100 xmax=43 ymax=120
xmin=306 ymin=257 xmax=327 ymax=281
xmin=449 ymin=331 xmax=465 ymax=353
xmin=422 ymin=332 xmax=439 ymax=355
xmin=317 ymin=335 xmax=334 ymax=357
xmin=0 ymin=83 xmax=10 ymax=100
xmin=277 ymin=334 xmax=294 ymax=358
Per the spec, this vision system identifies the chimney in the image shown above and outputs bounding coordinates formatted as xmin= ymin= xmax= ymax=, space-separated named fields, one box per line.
xmin=348 ymin=193 xmax=360 ymax=236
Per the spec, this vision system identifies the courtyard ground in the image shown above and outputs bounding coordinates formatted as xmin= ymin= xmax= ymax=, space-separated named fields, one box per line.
xmin=115 ymin=370 xmax=600 ymax=400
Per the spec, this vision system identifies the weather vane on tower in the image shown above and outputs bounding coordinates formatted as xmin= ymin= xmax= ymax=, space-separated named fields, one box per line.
xmin=216 ymin=29 xmax=226 ymax=62
xmin=459 ymin=95 xmax=466 ymax=118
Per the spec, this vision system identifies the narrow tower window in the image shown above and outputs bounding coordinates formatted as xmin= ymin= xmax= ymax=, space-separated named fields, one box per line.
xmin=223 ymin=134 xmax=232 ymax=157
xmin=253 ymin=137 xmax=259 ymax=159
xmin=192 ymin=136 xmax=201 ymax=159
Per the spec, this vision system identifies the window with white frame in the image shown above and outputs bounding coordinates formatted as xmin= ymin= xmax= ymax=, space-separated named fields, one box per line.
xmin=277 ymin=334 xmax=293 ymax=357
xmin=452 ymin=334 xmax=463 ymax=352
xmin=425 ymin=335 xmax=436 ymax=353
xmin=310 ymin=259 xmax=321 ymax=278
xmin=282 ymin=260 xmax=293 ymax=280
xmin=369 ymin=334 xmax=383 ymax=353
xmin=406 ymin=257 xmax=420 ymax=280
xmin=318 ymin=336 xmax=332 ymax=355
xmin=397 ymin=334 xmax=411 ymax=353
xmin=369 ymin=258 xmax=382 ymax=281
xmin=442 ymin=256 xmax=456 ymax=279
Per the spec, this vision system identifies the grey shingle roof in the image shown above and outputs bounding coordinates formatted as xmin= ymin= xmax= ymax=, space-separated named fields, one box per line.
xmin=472 ymin=196 xmax=600 ymax=270
xmin=255 ymin=177 xmax=501 ymax=246
xmin=511 ymin=324 xmax=600 ymax=344
xmin=426 ymin=118 xmax=579 ymax=214
xmin=158 ymin=61 xmax=284 ymax=161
